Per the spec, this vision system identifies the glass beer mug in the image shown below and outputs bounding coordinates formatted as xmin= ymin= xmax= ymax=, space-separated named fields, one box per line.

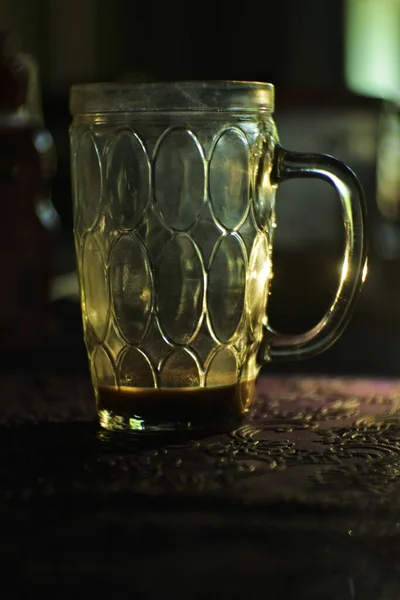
xmin=70 ymin=81 xmax=367 ymax=433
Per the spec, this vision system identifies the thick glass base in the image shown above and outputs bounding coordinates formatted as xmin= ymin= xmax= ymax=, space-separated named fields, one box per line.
xmin=98 ymin=408 xmax=245 ymax=435
xmin=96 ymin=380 xmax=255 ymax=435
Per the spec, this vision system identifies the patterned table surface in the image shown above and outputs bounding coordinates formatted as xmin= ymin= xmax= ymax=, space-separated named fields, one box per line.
xmin=3 ymin=372 xmax=400 ymax=596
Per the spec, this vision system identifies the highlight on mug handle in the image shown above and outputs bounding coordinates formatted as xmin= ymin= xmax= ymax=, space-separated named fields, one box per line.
xmin=260 ymin=145 xmax=368 ymax=363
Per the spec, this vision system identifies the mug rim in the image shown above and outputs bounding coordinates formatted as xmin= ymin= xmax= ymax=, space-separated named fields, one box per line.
xmin=69 ymin=80 xmax=274 ymax=115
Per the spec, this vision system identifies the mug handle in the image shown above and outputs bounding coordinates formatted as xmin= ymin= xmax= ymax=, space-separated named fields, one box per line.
xmin=260 ymin=145 xmax=368 ymax=362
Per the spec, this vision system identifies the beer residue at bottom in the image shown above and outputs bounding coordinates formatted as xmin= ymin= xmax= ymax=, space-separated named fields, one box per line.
xmin=97 ymin=379 xmax=256 ymax=431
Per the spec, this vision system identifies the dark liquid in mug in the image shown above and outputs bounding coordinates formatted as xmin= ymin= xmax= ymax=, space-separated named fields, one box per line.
xmin=97 ymin=379 xmax=256 ymax=431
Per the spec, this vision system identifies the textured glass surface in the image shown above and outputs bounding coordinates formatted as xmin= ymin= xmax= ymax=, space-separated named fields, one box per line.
xmin=207 ymin=234 xmax=246 ymax=343
xmin=110 ymin=233 xmax=152 ymax=344
xmin=155 ymin=129 xmax=205 ymax=230
xmin=71 ymin=117 xmax=276 ymax=395
xmin=107 ymin=130 xmax=150 ymax=230
xmin=77 ymin=132 xmax=102 ymax=230
xmin=209 ymin=128 xmax=249 ymax=230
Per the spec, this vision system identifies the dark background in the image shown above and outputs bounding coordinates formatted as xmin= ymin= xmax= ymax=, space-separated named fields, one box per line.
xmin=1 ymin=0 xmax=399 ymax=376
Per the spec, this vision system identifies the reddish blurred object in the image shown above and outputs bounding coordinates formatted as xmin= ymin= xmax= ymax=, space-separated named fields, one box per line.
xmin=0 ymin=32 xmax=57 ymax=354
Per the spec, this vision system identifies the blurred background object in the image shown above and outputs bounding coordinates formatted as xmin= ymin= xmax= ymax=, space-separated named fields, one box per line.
xmin=0 ymin=31 xmax=57 ymax=356
xmin=0 ymin=0 xmax=399 ymax=374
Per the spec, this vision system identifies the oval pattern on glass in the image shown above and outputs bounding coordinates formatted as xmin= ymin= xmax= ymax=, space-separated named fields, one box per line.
xmin=208 ymin=234 xmax=246 ymax=343
xmin=160 ymin=349 xmax=200 ymax=388
xmin=77 ymin=131 xmax=102 ymax=230
xmin=154 ymin=129 xmax=205 ymax=230
xmin=82 ymin=234 xmax=109 ymax=340
xmin=92 ymin=344 xmax=115 ymax=387
xmin=107 ymin=130 xmax=150 ymax=230
xmin=110 ymin=233 xmax=152 ymax=344
xmin=246 ymin=232 xmax=271 ymax=339
xmin=206 ymin=347 xmax=238 ymax=387
xmin=157 ymin=234 xmax=203 ymax=344
xmin=118 ymin=347 xmax=156 ymax=388
xmin=209 ymin=128 xmax=249 ymax=230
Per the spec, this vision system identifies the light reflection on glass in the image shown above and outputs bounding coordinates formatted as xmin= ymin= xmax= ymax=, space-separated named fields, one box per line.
xmin=129 ymin=417 xmax=144 ymax=430
xmin=341 ymin=254 xmax=349 ymax=285
xmin=362 ymin=260 xmax=368 ymax=283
